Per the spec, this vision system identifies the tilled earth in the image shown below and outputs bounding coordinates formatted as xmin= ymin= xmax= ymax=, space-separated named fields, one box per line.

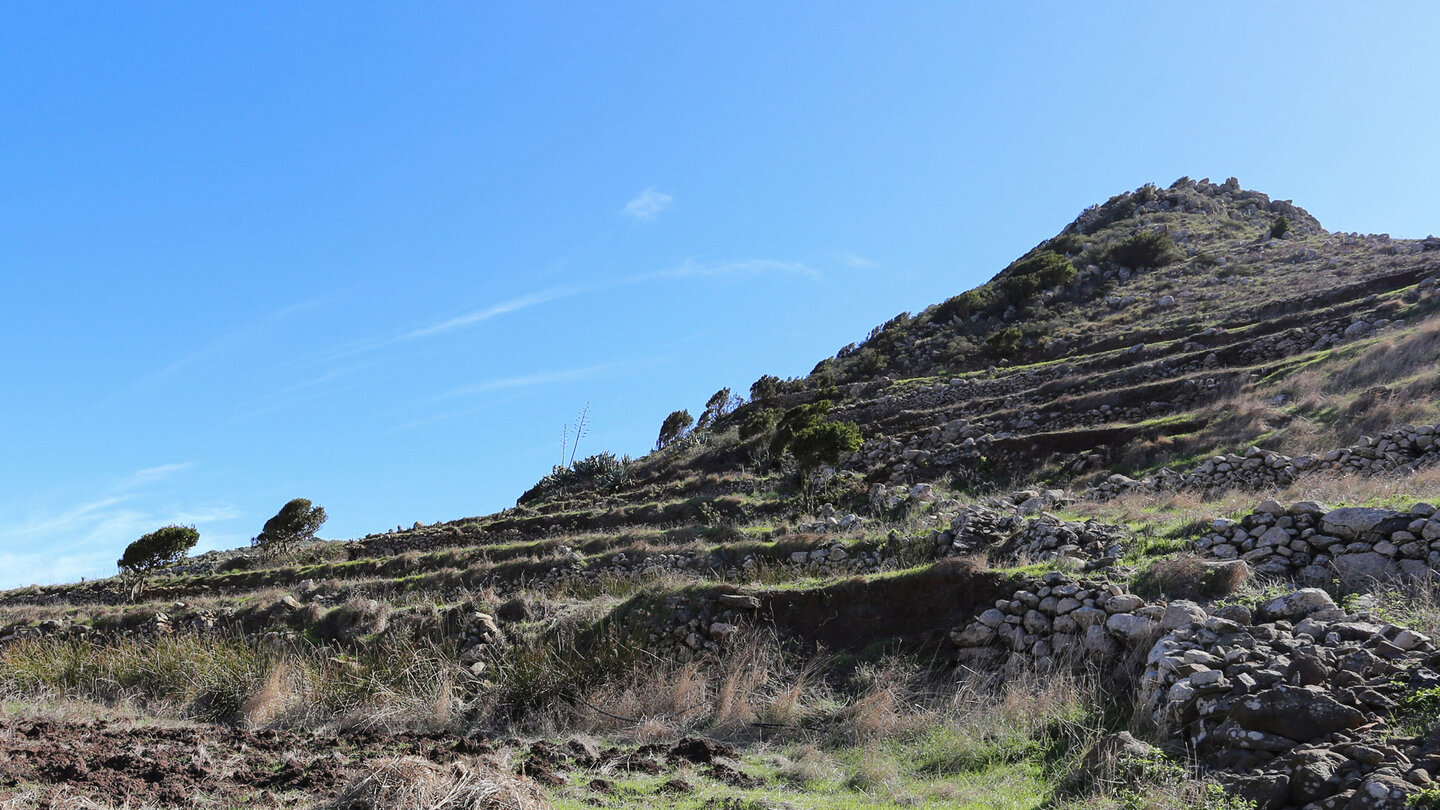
xmin=0 ymin=718 xmax=760 ymax=808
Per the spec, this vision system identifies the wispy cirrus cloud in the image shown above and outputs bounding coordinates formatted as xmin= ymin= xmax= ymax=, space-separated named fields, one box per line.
xmin=113 ymin=298 xmax=328 ymax=401
xmin=0 ymin=463 xmax=240 ymax=589
xmin=302 ymin=253 xmax=820 ymax=375
xmin=432 ymin=362 xmax=628 ymax=401
xmin=836 ymin=252 xmax=879 ymax=269
xmin=400 ymin=258 xmax=815 ymax=346
xmin=393 ymin=361 xmax=641 ymax=433
xmin=0 ymin=502 xmax=244 ymax=590
xmin=657 ymin=258 xmax=821 ymax=280
xmin=118 ymin=462 xmax=192 ymax=490
xmin=623 ymin=187 xmax=673 ymax=221
xmin=403 ymin=287 xmax=582 ymax=341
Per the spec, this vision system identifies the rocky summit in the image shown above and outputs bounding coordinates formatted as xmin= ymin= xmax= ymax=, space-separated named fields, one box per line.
xmin=7 ymin=177 xmax=1440 ymax=810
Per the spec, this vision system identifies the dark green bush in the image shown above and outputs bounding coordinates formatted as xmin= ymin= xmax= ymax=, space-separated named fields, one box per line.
xmin=740 ymin=408 xmax=779 ymax=442
xmin=769 ymin=400 xmax=862 ymax=473
xmin=118 ymin=525 xmax=199 ymax=584
xmin=252 ymin=499 xmax=327 ymax=559
xmin=1075 ymin=188 xmax=1145 ymax=234
xmin=856 ymin=347 xmax=887 ymax=373
xmin=789 ymin=420 xmax=862 ymax=471
xmin=697 ymin=387 xmax=741 ymax=428
xmin=931 ymin=250 xmax=1074 ymax=326
xmin=986 ymin=327 xmax=1024 ymax=357
xmin=656 ymin=409 xmax=694 ymax=450
xmin=770 ymin=400 xmax=836 ymax=458
xmin=1105 ymin=231 xmax=1181 ymax=270
xmin=933 ymin=289 xmax=991 ymax=324
xmin=750 ymin=374 xmax=783 ymax=403
xmin=995 ymin=250 xmax=1076 ymax=305
xmin=1270 ymin=216 xmax=1289 ymax=239
xmin=1047 ymin=232 xmax=1086 ymax=255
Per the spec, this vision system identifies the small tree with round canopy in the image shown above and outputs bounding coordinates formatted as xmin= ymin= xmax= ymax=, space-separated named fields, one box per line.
xmin=252 ymin=498 xmax=327 ymax=559
xmin=118 ymin=524 xmax=199 ymax=600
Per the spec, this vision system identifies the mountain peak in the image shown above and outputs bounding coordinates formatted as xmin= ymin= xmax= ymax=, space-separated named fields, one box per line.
xmin=1065 ymin=177 xmax=1323 ymax=238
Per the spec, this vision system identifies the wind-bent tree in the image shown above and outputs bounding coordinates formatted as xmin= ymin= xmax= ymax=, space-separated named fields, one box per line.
xmin=252 ymin=498 xmax=327 ymax=558
xmin=697 ymin=387 xmax=742 ymax=429
xmin=656 ymin=409 xmax=694 ymax=450
xmin=118 ymin=524 xmax=199 ymax=600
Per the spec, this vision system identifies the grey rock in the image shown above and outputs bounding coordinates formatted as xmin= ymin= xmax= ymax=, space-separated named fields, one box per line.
xmin=977 ymin=608 xmax=1006 ymax=629
xmin=1346 ymin=774 xmax=1418 ymax=809
xmin=1323 ymin=507 xmax=1400 ymax=540
xmin=1161 ymin=600 xmax=1208 ymax=630
xmin=708 ymin=622 xmax=739 ymax=642
xmin=717 ymin=593 xmax=760 ymax=610
xmin=1334 ymin=551 xmax=1395 ymax=582
xmin=950 ymin=623 xmax=997 ymax=647
xmin=1104 ymin=594 xmax=1146 ymax=613
xmin=1257 ymin=588 xmax=1336 ymax=622
xmin=1228 ymin=685 xmax=1367 ymax=740
xmin=1105 ymin=612 xmax=1159 ymax=642
xmin=1286 ymin=748 xmax=1348 ymax=804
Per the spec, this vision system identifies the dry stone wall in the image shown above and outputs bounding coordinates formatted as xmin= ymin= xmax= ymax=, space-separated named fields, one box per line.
xmin=1194 ymin=499 xmax=1440 ymax=584
xmin=925 ymin=505 xmax=1130 ymax=569
xmin=952 ymin=575 xmax=1440 ymax=809
xmin=949 ymin=571 xmax=1150 ymax=671
xmin=1088 ymin=424 xmax=1440 ymax=500
xmin=1137 ymin=588 xmax=1440 ymax=810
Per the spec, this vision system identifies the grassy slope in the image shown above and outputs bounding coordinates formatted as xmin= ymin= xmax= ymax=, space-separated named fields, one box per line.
xmin=2 ymin=180 xmax=1438 ymax=809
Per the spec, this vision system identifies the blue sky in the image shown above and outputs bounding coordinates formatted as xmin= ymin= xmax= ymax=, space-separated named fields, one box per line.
xmin=2 ymin=3 xmax=1438 ymax=588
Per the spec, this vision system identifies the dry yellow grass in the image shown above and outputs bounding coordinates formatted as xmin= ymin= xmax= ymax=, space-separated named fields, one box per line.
xmin=318 ymin=755 xmax=550 ymax=810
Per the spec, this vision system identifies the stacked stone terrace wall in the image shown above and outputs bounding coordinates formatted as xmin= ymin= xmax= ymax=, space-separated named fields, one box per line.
xmin=1193 ymin=499 xmax=1440 ymax=584
xmin=951 ymin=573 xmax=1440 ymax=809
xmin=1089 ymin=424 xmax=1440 ymax=500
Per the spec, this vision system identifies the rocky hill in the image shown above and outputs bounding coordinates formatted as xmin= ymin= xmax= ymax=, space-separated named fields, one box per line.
xmin=5 ymin=177 xmax=1440 ymax=810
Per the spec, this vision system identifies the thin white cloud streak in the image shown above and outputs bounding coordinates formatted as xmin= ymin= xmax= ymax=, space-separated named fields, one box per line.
xmin=393 ymin=361 xmax=640 ymax=433
xmin=110 ymin=297 xmax=328 ymax=402
xmin=433 ymin=362 xmax=627 ymax=401
xmin=229 ymin=364 xmax=372 ymax=423
xmin=118 ymin=462 xmax=192 ymax=490
xmin=0 ymin=463 xmax=241 ymax=589
xmin=304 ymin=255 xmax=820 ymax=370
xmin=0 ymin=550 xmax=119 ymax=588
xmin=402 ymin=287 xmax=582 ymax=340
xmin=0 ymin=495 xmax=134 ymax=543
xmin=302 ymin=287 xmax=593 ymax=366
xmin=656 ymin=258 xmax=821 ymax=280
xmin=623 ymin=187 xmax=673 ymax=221
xmin=837 ymin=252 xmax=880 ymax=269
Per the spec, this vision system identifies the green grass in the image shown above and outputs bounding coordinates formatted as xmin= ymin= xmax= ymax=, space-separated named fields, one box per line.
xmin=542 ymin=747 xmax=1053 ymax=810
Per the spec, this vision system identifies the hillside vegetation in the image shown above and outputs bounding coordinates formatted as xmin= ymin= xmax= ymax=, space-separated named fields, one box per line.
xmin=5 ymin=177 xmax=1440 ymax=810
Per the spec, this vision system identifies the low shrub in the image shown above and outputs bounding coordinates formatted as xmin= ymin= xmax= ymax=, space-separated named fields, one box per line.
xmin=986 ymin=327 xmax=1024 ymax=357
xmin=517 ymin=451 xmax=633 ymax=504
xmin=1132 ymin=554 xmax=1248 ymax=600
xmin=1105 ymin=231 xmax=1181 ymax=270
xmin=314 ymin=596 xmax=393 ymax=643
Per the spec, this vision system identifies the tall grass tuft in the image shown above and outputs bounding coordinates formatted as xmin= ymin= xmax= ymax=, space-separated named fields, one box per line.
xmin=0 ymin=633 xmax=464 ymax=732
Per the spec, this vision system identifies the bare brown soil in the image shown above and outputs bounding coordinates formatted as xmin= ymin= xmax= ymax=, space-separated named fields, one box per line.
xmin=0 ymin=719 xmax=755 ymax=808
xmin=0 ymin=718 xmax=489 ymax=806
